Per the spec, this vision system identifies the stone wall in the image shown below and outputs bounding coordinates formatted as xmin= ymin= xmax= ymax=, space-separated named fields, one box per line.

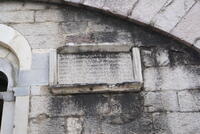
xmin=0 ymin=1 xmax=200 ymax=134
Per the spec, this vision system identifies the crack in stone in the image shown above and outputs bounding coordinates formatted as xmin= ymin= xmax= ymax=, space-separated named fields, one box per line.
xmin=169 ymin=1 xmax=197 ymax=33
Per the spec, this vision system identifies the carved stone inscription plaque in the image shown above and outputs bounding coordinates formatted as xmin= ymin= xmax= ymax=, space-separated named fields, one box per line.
xmin=49 ymin=45 xmax=143 ymax=94
xmin=58 ymin=52 xmax=134 ymax=85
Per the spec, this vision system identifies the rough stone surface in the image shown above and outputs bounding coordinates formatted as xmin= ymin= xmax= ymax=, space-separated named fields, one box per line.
xmin=144 ymin=91 xmax=179 ymax=112
xmin=131 ymin=0 xmax=167 ymax=24
xmin=35 ymin=9 xmax=74 ymax=22
xmin=144 ymin=66 xmax=200 ymax=91
xmin=103 ymin=0 xmax=138 ymax=16
xmin=0 ymin=1 xmax=200 ymax=134
xmin=11 ymin=22 xmax=59 ymax=36
xmin=30 ymin=117 xmax=65 ymax=134
xmin=0 ymin=11 xmax=34 ymax=23
xmin=178 ymin=90 xmax=200 ymax=112
xmin=84 ymin=0 xmax=105 ymax=8
xmin=171 ymin=2 xmax=200 ymax=44
xmin=151 ymin=0 xmax=195 ymax=32
xmin=66 ymin=117 xmax=83 ymax=134
xmin=153 ymin=113 xmax=200 ymax=134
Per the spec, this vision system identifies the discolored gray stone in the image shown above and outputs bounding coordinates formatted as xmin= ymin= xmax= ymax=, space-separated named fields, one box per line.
xmin=11 ymin=22 xmax=59 ymax=36
xmin=178 ymin=90 xmax=200 ymax=112
xmin=30 ymin=117 xmax=65 ymax=134
xmin=153 ymin=112 xmax=200 ymax=134
xmin=35 ymin=9 xmax=75 ymax=22
xmin=144 ymin=91 xmax=179 ymax=112
xmin=0 ymin=11 xmax=34 ymax=23
xmin=141 ymin=49 xmax=155 ymax=67
xmin=144 ymin=66 xmax=200 ymax=91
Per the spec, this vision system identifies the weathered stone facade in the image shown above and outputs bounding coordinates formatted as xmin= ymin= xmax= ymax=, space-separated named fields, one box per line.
xmin=0 ymin=1 xmax=200 ymax=134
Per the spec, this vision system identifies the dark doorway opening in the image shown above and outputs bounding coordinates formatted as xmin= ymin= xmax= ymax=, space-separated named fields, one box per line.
xmin=0 ymin=71 xmax=8 ymax=129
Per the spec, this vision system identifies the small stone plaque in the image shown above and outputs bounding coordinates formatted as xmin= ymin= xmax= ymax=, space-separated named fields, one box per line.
xmin=49 ymin=45 xmax=143 ymax=94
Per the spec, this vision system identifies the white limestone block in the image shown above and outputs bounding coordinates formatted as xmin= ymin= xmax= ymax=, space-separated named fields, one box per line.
xmin=171 ymin=2 xmax=200 ymax=45
xmin=131 ymin=0 xmax=167 ymax=24
xmin=0 ymin=11 xmax=34 ymax=23
xmin=151 ymin=0 xmax=195 ymax=32
xmin=103 ymin=0 xmax=138 ymax=16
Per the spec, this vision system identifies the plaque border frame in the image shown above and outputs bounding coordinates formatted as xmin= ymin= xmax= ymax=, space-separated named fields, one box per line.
xmin=49 ymin=44 xmax=143 ymax=94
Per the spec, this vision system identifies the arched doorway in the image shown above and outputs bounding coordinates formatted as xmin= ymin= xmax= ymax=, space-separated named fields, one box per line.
xmin=0 ymin=71 xmax=8 ymax=129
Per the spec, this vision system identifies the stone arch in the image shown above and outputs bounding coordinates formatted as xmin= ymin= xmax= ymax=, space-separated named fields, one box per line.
xmin=0 ymin=24 xmax=32 ymax=70
xmin=28 ymin=0 xmax=200 ymax=52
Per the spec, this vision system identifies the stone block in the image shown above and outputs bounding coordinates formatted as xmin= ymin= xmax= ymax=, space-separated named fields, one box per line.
xmin=141 ymin=49 xmax=155 ymax=67
xmin=26 ymin=34 xmax=65 ymax=49
xmin=153 ymin=113 xmax=200 ymax=134
xmin=144 ymin=66 xmax=200 ymax=91
xmin=144 ymin=91 xmax=179 ymax=112
xmin=35 ymin=9 xmax=74 ymax=22
xmin=66 ymin=117 xmax=83 ymax=134
xmin=59 ymin=22 xmax=88 ymax=34
xmin=0 ymin=11 xmax=34 ymax=23
xmin=14 ymin=96 xmax=29 ymax=134
xmin=65 ymin=33 xmax=95 ymax=43
xmin=178 ymin=90 xmax=200 ymax=112
xmin=82 ymin=117 xmax=101 ymax=134
xmin=30 ymin=94 xmax=109 ymax=118
xmin=153 ymin=112 xmax=174 ymax=134
xmin=0 ymin=1 xmax=24 ymax=11
xmin=101 ymin=113 xmax=153 ymax=134
xmin=151 ymin=0 xmax=195 ymax=32
xmin=156 ymin=48 xmax=170 ymax=66
xmin=17 ymin=69 xmax=49 ymax=86
xmin=84 ymin=0 xmax=105 ymax=8
xmin=30 ymin=86 xmax=51 ymax=96
xmin=131 ymin=0 xmax=167 ymax=24
xmin=171 ymin=2 xmax=200 ymax=45
xmin=30 ymin=117 xmax=65 ymax=134
xmin=22 ymin=2 xmax=48 ymax=10
xmin=11 ymin=22 xmax=59 ymax=36
xmin=103 ymin=0 xmax=138 ymax=16
xmin=87 ymin=22 xmax=114 ymax=32
xmin=30 ymin=96 xmax=83 ymax=118
xmin=32 ymin=53 xmax=49 ymax=69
